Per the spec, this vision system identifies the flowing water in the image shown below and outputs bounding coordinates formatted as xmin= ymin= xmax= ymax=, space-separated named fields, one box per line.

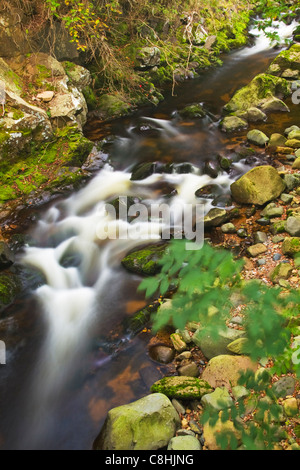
xmin=0 ymin=23 xmax=299 ymax=450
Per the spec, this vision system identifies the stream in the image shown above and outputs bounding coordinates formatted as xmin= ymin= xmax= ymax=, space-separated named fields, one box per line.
xmin=0 ymin=22 xmax=298 ymax=450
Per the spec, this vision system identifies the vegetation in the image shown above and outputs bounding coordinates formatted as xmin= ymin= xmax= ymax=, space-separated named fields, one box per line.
xmin=139 ymin=240 xmax=300 ymax=449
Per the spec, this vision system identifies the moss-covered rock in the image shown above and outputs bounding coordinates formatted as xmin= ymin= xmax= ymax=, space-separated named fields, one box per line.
xmin=230 ymin=166 xmax=286 ymax=206
xmin=247 ymin=129 xmax=269 ymax=147
xmin=269 ymin=44 xmax=300 ymax=73
xmin=201 ymin=354 xmax=257 ymax=390
xmin=151 ymin=376 xmax=213 ymax=399
xmin=178 ymin=103 xmax=206 ymax=119
xmin=93 ymin=393 xmax=180 ymax=450
xmin=121 ymin=244 xmax=167 ymax=276
xmin=223 ymin=73 xmax=291 ymax=113
xmin=220 ymin=116 xmax=248 ymax=133
xmin=282 ymin=237 xmax=300 ymax=256
xmin=270 ymin=263 xmax=293 ymax=284
xmin=96 ymin=94 xmax=132 ymax=121
xmin=0 ymin=273 xmax=21 ymax=310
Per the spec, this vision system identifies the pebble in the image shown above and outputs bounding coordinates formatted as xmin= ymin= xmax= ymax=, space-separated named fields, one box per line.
xmin=257 ymin=258 xmax=266 ymax=266
xmin=254 ymin=231 xmax=268 ymax=244
xmin=172 ymin=398 xmax=186 ymax=416
xmin=178 ymin=362 xmax=199 ymax=377
xmin=273 ymin=253 xmax=282 ymax=261
xmin=257 ymin=218 xmax=271 ymax=226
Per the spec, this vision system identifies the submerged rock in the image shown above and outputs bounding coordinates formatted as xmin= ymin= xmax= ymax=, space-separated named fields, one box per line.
xmin=230 ymin=166 xmax=285 ymax=205
xmin=93 ymin=393 xmax=180 ymax=450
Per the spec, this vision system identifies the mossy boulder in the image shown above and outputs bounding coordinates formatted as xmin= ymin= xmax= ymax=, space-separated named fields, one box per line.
xmin=269 ymin=44 xmax=300 ymax=73
xmin=151 ymin=376 xmax=213 ymax=399
xmin=178 ymin=103 xmax=206 ymax=119
xmin=282 ymin=237 xmax=300 ymax=256
xmin=220 ymin=116 xmax=248 ymax=133
xmin=230 ymin=166 xmax=286 ymax=205
xmin=223 ymin=73 xmax=291 ymax=113
xmin=96 ymin=94 xmax=132 ymax=121
xmin=93 ymin=393 xmax=180 ymax=450
xmin=121 ymin=243 xmax=167 ymax=276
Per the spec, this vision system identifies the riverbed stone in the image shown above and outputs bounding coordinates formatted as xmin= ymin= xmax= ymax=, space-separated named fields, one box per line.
xmin=254 ymin=231 xmax=268 ymax=244
xmin=204 ymin=208 xmax=228 ymax=227
xmin=247 ymin=243 xmax=268 ymax=257
xmin=269 ymin=263 xmax=293 ymax=283
xmin=292 ymin=157 xmax=300 ymax=169
xmin=201 ymin=387 xmax=234 ymax=411
xmin=260 ymin=96 xmax=290 ymax=113
xmin=282 ymin=237 xmax=300 ymax=256
xmin=202 ymin=417 xmax=241 ymax=450
xmin=192 ymin=327 xmax=245 ymax=360
xmin=167 ymin=436 xmax=201 ymax=450
xmin=178 ymin=362 xmax=199 ymax=377
xmin=220 ymin=116 xmax=248 ymax=133
xmin=230 ymin=165 xmax=286 ymax=205
xmin=93 ymin=393 xmax=180 ymax=450
xmin=179 ymin=103 xmax=206 ymax=119
xmin=286 ymin=216 xmax=300 ymax=237
xmin=272 ymin=376 xmax=296 ymax=398
xmin=221 ymin=223 xmax=236 ymax=234
xmin=150 ymin=376 xmax=213 ymax=399
xmin=247 ymin=129 xmax=269 ymax=146
xmin=261 ymin=202 xmax=284 ymax=219
xmin=121 ymin=243 xmax=167 ymax=275
xmin=268 ymin=133 xmax=287 ymax=149
xmin=201 ymin=355 xmax=257 ymax=390
xmin=246 ymin=107 xmax=267 ymax=122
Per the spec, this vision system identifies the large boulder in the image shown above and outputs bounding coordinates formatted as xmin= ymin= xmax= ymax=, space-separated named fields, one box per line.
xmin=192 ymin=326 xmax=245 ymax=359
xmin=223 ymin=73 xmax=291 ymax=113
xmin=93 ymin=393 xmax=180 ymax=450
xmin=230 ymin=166 xmax=286 ymax=205
xmin=201 ymin=355 xmax=257 ymax=389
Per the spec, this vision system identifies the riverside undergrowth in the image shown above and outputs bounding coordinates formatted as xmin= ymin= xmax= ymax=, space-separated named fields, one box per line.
xmin=139 ymin=240 xmax=300 ymax=449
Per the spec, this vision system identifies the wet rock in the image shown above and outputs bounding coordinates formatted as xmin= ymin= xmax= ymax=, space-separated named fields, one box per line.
xmin=285 ymin=125 xmax=299 ymax=136
xmin=280 ymin=193 xmax=294 ymax=204
xmin=247 ymin=243 xmax=268 ymax=257
xmin=246 ymin=107 xmax=267 ymax=122
xmin=260 ymin=97 xmax=290 ymax=113
xmin=292 ymin=157 xmax=300 ymax=169
xmin=95 ymin=94 xmax=131 ymax=122
xmin=179 ymin=103 xmax=206 ymax=119
xmin=93 ymin=393 xmax=180 ymax=450
xmin=230 ymin=165 xmax=286 ymax=205
xmin=201 ymin=354 xmax=257 ymax=389
xmin=0 ymin=242 xmax=15 ymax=270
xmin=203 ymin=160 xmax=220 ymax=178
xmin=204 ymin=208 xmax=229 ymax=227
xmin=268 ymin=133 xmax=287 ymax=149
xmin=283 ymin=173 xmax=300 ymax=191
xmin=167 ymin=436 xmax=201 ymax=450
xmin=285 ymin=139 xmax=300 ymax=149
xmin=247 ymin=129 xmax=269 ymax=147
xmin=151 ymin=376 xmax=213 ymax=399
xmin=0 ymin=273 xmax=21 ymax=310
xmin=201 ymin=387 xmax=234 ymax=411
xmin=220 ymin=116 xmax=248 ymax=133
xmin=237 ymin=228 xmax=248 ymax=238
xmin=149 ymin=345 xmax=175 ymax=364
xmin=121 ymin=243 xmax=167 ymax=276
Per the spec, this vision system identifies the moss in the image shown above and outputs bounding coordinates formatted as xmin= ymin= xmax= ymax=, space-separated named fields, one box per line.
xmin=121 ymin=244 xmax=167 ymax=276
xmin=82 ymin=86 xmax=98 ymax=111
xmin=150 ymin=376 xmax=213 ymax=399
xmin=0 ymin=273 xmax=21 ymax=309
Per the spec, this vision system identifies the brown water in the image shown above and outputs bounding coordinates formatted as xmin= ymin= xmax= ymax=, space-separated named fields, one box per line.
xmin=0 ymin=44 xmax=298 ymax=450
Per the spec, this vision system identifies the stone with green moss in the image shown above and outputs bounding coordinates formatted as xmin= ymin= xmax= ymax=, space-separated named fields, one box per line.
xmin=270 ymin=263 xmax=293 ymax=284
xmin=269 ymin=44 xmax=300 ymax=73
xmin=220 ymin=116 xmax=248 ymax=133
xmin=230 ymin=165 xmax=285 ymax=206
xmin=151 ymin=376 xmax=213 ymax=399
xmin=201 ymin=386 xmax=234 ymax=411
xmin=223 ymin=73 xmax=291 ymax=113
xmin=179 ymin=103 xmax=206 ymax=119
xmin=93 ymin=393 xmax=180 ymax=450
xmin=96 ymin=94 xmax=132 ymax=121
xmin=0 ymin=273 xmax=21 ymax=310
xmin=247 ymin=129 xmax=269 ymax=147
xmin=282 ymin=237 xmax=300 ymax=256
xmin=121 ymin=244 xmax=167 ymax=276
